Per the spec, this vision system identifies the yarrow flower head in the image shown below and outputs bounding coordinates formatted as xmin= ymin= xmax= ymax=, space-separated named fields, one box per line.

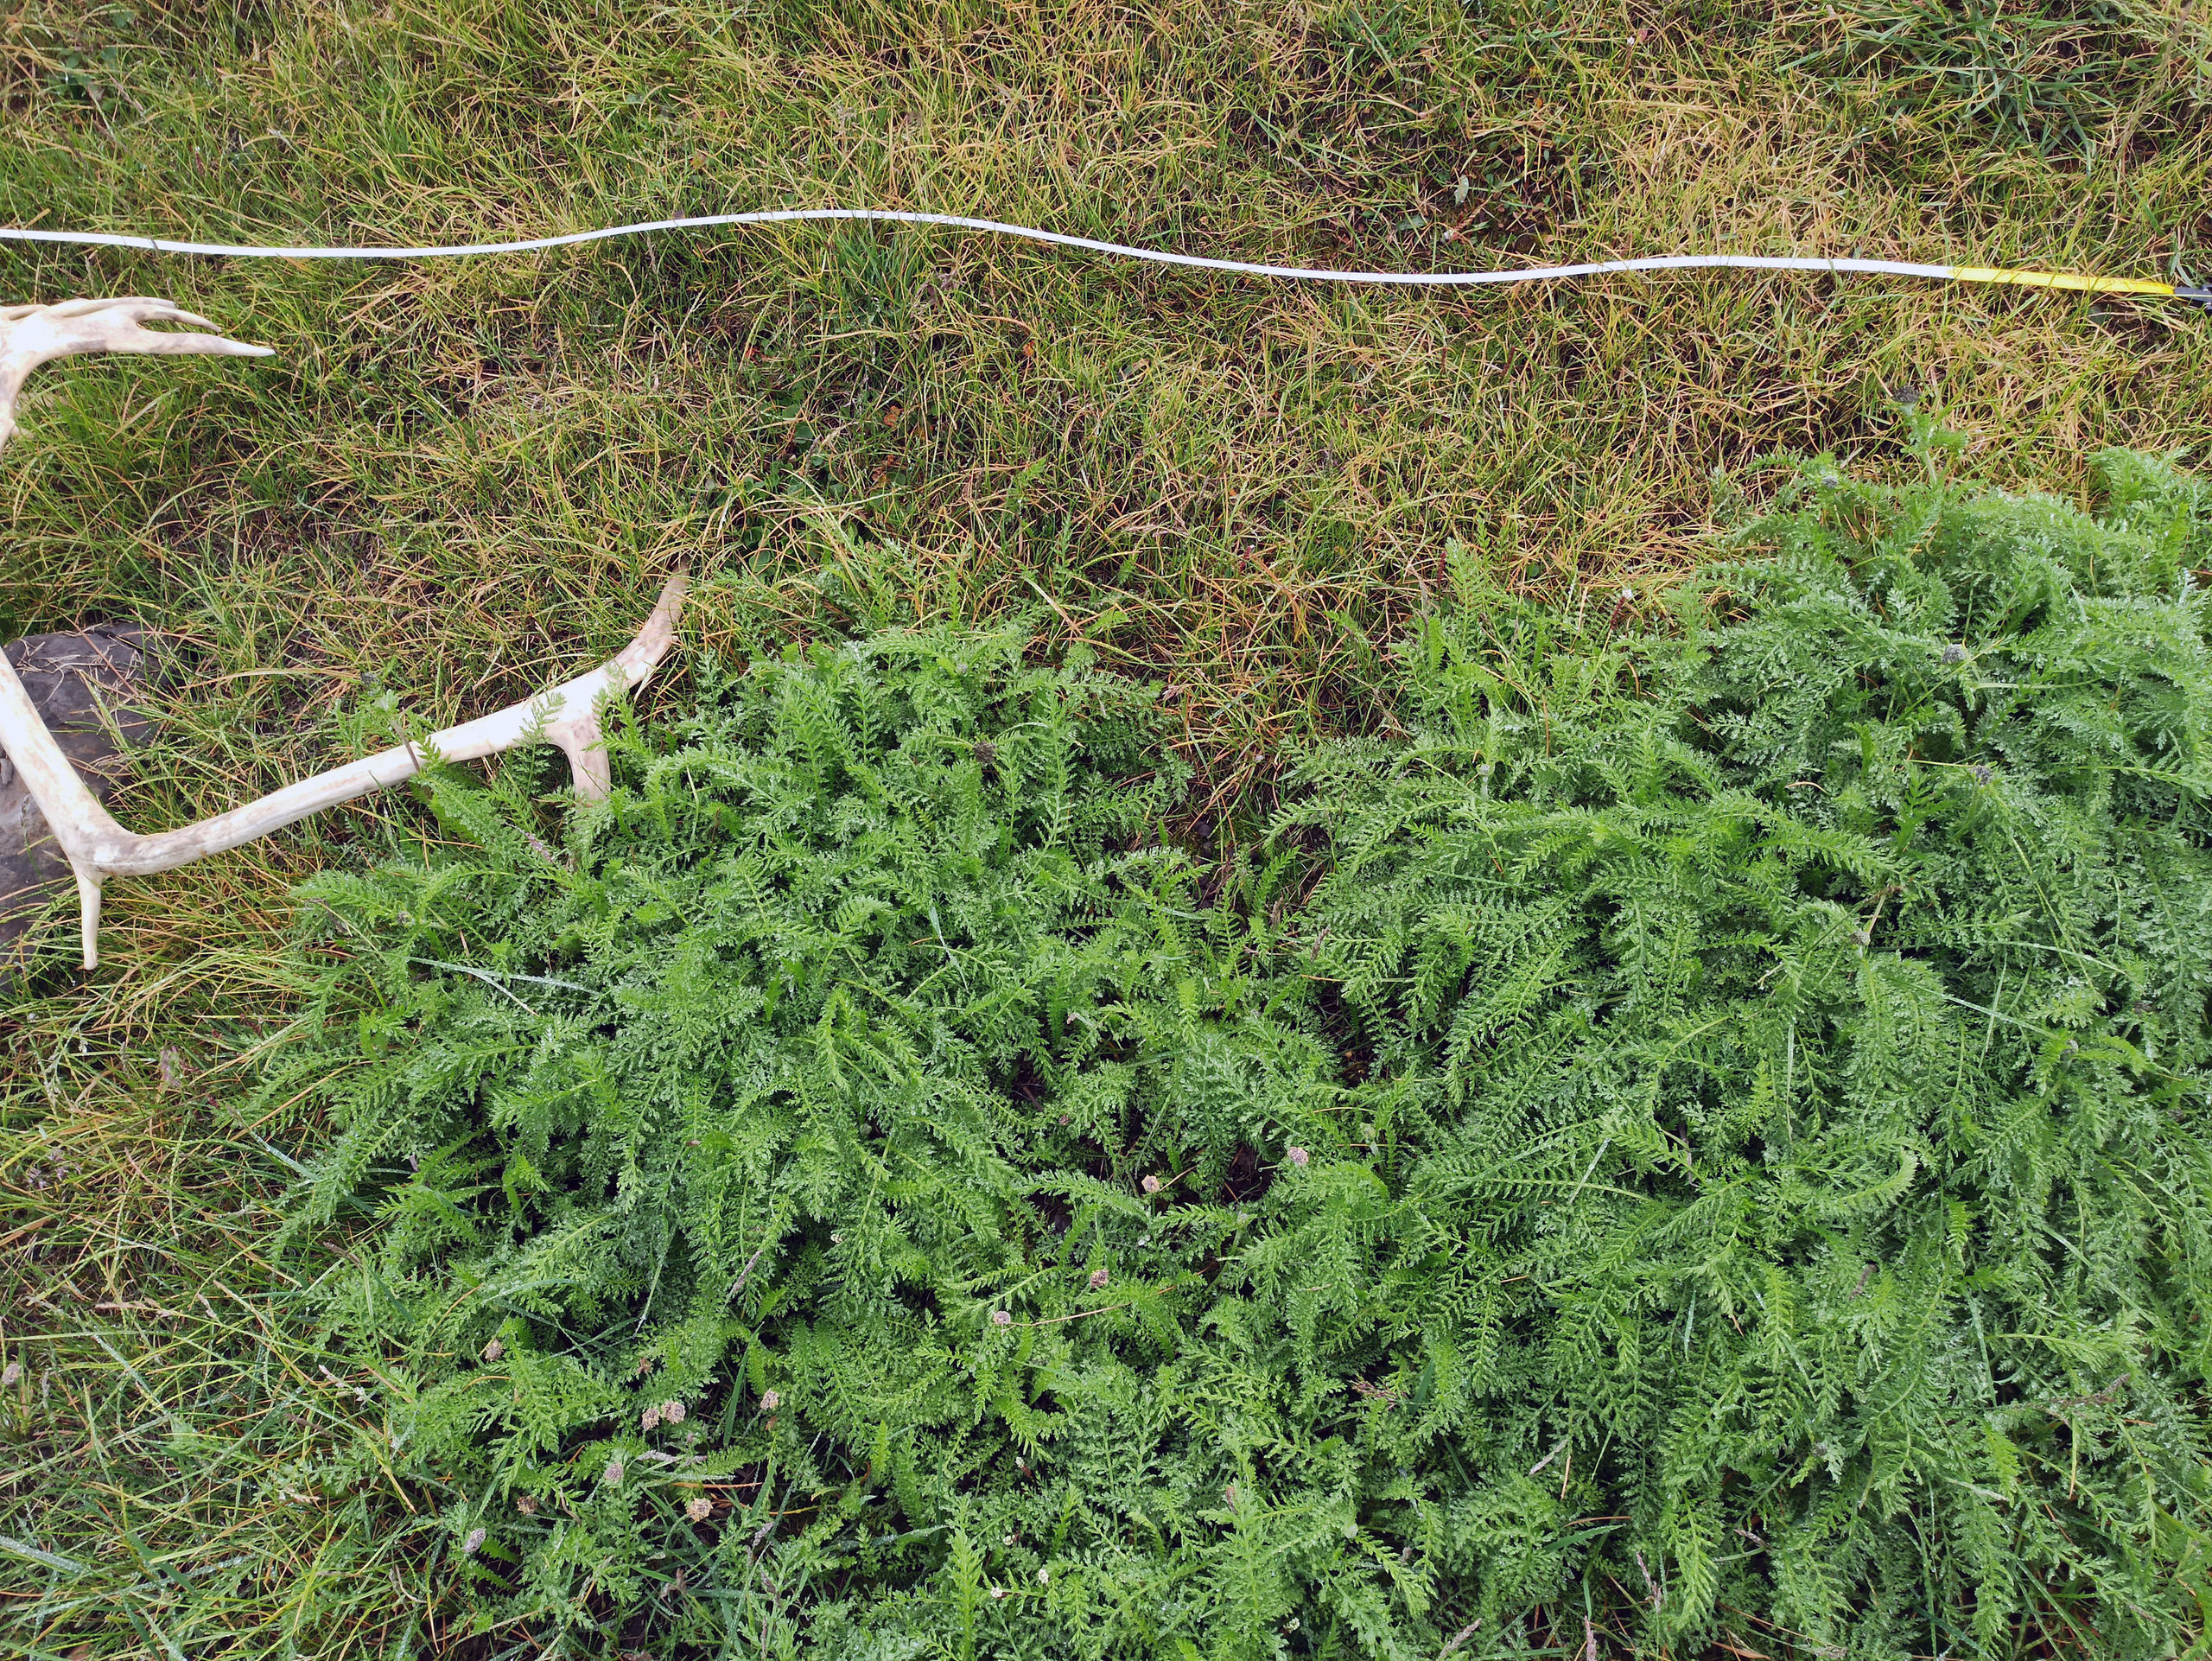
xmin=1141 ymin=1174 xmax=1161 ymax=1193
xmin=481 ymin=1339 xmax=503 ymax=1362
xmin=462 ymin=1526 xmax=486 ymax=1555
xmin=1089 ymin=1268 xmax=1110 ymax=1289
xmin=1285 ymin=1146 xmax=1309 ymax=1168
xmin=661 ymin=1399 xmax=685 ymax=1424
xmin=603 ymin=1458 xmax=625 ymax=1486
xmin=642 ymin=1405 xmax=662 ymax=1432
xmin=686 ymin=1496 xmax=713 ymax=1523
xmin=760 ymin=1390 xmax=779 ymax=1411
xmin=991 ymin=1308 xmax=1013 ymax=1327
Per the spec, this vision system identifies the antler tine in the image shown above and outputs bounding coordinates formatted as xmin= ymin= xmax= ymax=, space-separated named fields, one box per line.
xmin=540 ymin=571 xmax=688 ymax=800
xmin=0 ymin=296 xmax=689 ymax=969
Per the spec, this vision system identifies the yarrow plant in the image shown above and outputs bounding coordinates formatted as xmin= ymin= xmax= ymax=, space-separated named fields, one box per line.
xmin=261 ymin=430 xmax=2212 ymax=1658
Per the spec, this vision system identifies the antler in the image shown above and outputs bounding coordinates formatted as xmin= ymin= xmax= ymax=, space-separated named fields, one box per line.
xmin=0 ymin=298 xmax=688 ymax=968
xmin=0 ymin=296 xmax=275 ymax=454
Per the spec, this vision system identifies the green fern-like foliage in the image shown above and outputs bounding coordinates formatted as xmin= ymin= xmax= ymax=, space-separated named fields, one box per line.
xmin=264 ymin=433 xmax=2212 ymax=1658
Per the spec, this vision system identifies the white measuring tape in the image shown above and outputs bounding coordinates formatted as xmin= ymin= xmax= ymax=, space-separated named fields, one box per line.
xmin=2 ymin=210 xmax=2202 ymax=302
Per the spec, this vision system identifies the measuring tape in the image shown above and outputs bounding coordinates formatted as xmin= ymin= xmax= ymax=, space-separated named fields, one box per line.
xmin=2 ymin=211 xmax=2202 ymax=303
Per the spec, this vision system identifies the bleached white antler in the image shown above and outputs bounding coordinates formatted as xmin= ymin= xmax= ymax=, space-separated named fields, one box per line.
xmin=0 ymin=296 xmax=275 ymax=455
xmin=0 ymin=297 xmax=688 ymax=968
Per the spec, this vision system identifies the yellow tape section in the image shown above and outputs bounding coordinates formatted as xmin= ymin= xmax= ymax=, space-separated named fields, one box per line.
xmin=1949 ymin=267 xmax=2176 ymax=296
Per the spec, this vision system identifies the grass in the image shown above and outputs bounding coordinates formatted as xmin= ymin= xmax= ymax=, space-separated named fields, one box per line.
xmin=0 ymin=0 xmax=2207 ymax=1653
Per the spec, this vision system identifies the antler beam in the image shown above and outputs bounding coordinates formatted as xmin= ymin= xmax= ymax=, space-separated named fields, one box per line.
xmin=0 ymin=298 xmax=688 ymax=968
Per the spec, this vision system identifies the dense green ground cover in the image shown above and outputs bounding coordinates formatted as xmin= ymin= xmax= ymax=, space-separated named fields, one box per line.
xmin=251 ymin=436 xmax=2212 ymax=1657
xmin=3 ymin=2 xmax=2211 ymax=1657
